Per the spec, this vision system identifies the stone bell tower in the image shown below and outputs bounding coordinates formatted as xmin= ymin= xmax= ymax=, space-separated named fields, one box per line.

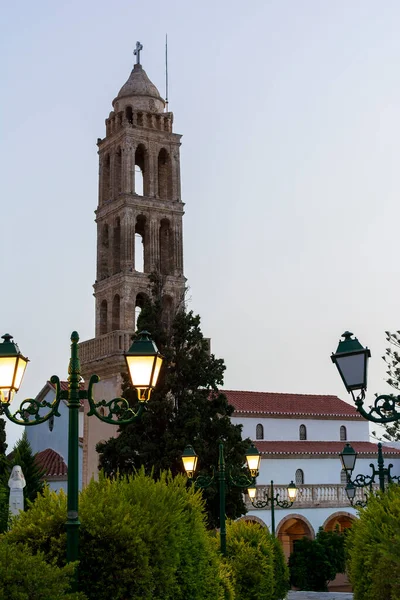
xmin=79 ymin=44 xmax=185 ymax=484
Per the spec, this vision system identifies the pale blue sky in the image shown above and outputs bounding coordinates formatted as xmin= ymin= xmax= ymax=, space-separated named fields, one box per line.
xmin=2 ymin=0 xmax=400 ymax=448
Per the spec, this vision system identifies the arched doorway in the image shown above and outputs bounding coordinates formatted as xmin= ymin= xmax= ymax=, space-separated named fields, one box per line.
xmin=323 ymin=511 xmax=356 ymax=533
xmin=276 ymin=514 xmax=315 ymax=560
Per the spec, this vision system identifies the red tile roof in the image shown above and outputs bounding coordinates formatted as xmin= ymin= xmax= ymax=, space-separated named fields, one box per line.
xmin=35 ymin=448 xmax=67 ymax=478
xmin=47 ymin=380 xmax=85 ymax=406
xmin=255 ymin=441 xmax=400 ymax=456
xmin=224 ymin=390 xmax=361 ymax=419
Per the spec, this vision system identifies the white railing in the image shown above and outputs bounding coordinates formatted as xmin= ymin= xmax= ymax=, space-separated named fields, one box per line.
xmin=78 ymin=331 xmax=134 ymax=364
xmin=246 ymin=483 xmax=378 ymax=510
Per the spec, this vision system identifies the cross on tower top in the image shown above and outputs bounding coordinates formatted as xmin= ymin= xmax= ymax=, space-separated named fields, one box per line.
xmin=133 ymin=41 xmax=143 ymax=65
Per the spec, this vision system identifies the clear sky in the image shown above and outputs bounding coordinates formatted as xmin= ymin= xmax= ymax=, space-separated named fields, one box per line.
xmin=2 ymin=0 xmax=400 ymax=449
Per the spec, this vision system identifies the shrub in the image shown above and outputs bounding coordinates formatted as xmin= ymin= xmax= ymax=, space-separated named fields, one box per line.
xmin=0 ymin=484 xmax=10 ymax=533
xmin=346 ymin=485 xmax=400 ymax=600
xmin=289 ymin=528 xmax=346 ymax=592
xmin=0 ymin=538 xmax=86 ymax=600
xmin=222 ymin=519 xmax=289 ymax=600
xmin=7 ymin=470 xmax=226 ymax=600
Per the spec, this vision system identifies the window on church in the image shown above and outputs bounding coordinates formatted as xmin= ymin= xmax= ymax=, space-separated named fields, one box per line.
xmin=256 ymin=423 xmax=264 ymax=440
xmin=113 ymin=218 xmax=121 ymax=274
xmin=158 ymin=148 xmax=172 ymax=199
xmin=112 ymin=295 xmax=120 ymax=330
xmin=159 ymin=219 xmax=174 ymax=275
xmin=135 ymin=293 xmax=148 ymax=331
xmin=99 ymin=224 xmax=109 ymax=279
xmin=135 ymin=145 xmax=148 ymax=196
xmin=115 ymin=147 xmax=122 ymax=194
xmin=295 ymin=469 xmax=304 ymax=485
xmin=340 ymin=425 xmax=347 ymax=441
xmin=125 ymin=106 xmax=133 ymax=124
xmin=340 ymin=469 xmax=348 ymax=484
xmin=102 ymin=154 xmax=111 ymax=202
xmin=135 ymin=215 xmax=146 ymax=273
xmin=100 ymin=300 xmax=108 ymax=335
xmin=299 ymin=424 xmax=307 ymax=440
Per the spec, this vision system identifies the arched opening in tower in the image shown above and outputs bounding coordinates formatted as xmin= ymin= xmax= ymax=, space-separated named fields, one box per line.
xmin=102 ymin=154 xmax=111 ymax=202
xmin=135 ymin=292 xmax=149 ymax=331
xmin=100 ymin=299 xmax=108 ymax=335
xmin=125 ymin=106 xmax=133 ymax=124
xmin=158 ymin=148 xmax=172 ymax=199
xmin=113 ymin=217 xmax=121 ymax=274
xmin=99 ymin=223 xmax=109 ymax=279
xmin=135 ymin=215 xmax=146 ymax=273
xmin=112 ymin=294 xmax=120 ymax=330
xmin=159 ymin=218 xmax=174 ymax=275
xmin=115 ymin=147 xmax=122 ymax=194
xmin=134 ymin=144 xmax=148 ymax=196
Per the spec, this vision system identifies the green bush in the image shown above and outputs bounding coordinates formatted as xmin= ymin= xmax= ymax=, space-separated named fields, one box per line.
xmin=7 ymin=470 xmax=226 ymax=600
xmin=222 ymin=519 xmax=289 ymax=600
xmin=0 ymin=538 xmax=86 ymax=600
xmin=346 ymin=485 xmax=400 ymax=600
xmin=0 ymin=484 xmax=10 ymax=533
xmin=289 ymin=527 xmax=346 ymax=592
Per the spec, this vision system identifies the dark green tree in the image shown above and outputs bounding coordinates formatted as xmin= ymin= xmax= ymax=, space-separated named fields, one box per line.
xmin=371 ymin=331 xmax=400 ymax=441
xmin=97 ymin=273 xmax=251 ymax=528
xmin=0 ymin=418 xmax=9 ymax=484
xmin=289 ymin=527 xmax=346 ymax=592
xmin=11 ymin=431 xmax=45 ymax=506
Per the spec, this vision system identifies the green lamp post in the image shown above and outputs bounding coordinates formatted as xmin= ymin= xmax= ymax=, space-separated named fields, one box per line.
xmin=181 ymin=442 xmax=260 ymax=555
xmin=340 ymin=442 xmax=399 ymax=506
xmin=331 ymin=331 xmax=400 ymax=423
xmin=0 ymin=330 xmax=163 ymax=586
xmin=247 ymin=480 xmax=298 ymax=536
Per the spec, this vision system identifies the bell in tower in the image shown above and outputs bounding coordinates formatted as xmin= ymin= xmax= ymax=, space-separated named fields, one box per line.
xmin=79 ymin=44 xmax=186 ymax=484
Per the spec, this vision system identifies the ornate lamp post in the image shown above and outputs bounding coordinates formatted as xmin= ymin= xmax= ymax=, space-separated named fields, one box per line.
xmin=340 ymin=442 xmax=399 ymax=506
xmin=0 ymin=330 xmax=163 ymax=581
xmin=181 ymin=442 xmax=260 ymax=555
xmin=247 ymin=480 xmax=298 ymax=536
xmin=331 ymin=331 xmax=400 ymax=423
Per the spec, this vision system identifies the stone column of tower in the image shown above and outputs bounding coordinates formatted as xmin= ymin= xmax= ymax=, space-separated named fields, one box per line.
xmin=79 ymin=55 xmax=185 ymax=485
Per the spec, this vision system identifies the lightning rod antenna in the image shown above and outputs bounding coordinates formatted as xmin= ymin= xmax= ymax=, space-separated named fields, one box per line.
xmin=165 ymin=33 xmax=169 ymax=112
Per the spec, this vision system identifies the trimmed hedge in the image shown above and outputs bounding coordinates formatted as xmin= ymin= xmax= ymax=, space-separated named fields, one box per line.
xmin=346 ymin=485 xmax=400 ymax=600
xmin=222 ymin=519 xmax=289 ymax=600
xmin=7 ymin=471 xmax=227 ymax=600
xmin=0 ymin=539 xmax=86 ymax=600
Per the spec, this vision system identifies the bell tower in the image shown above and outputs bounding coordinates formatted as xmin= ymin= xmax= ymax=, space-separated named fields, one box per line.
xmin=79 ymin=46 xmax=185 ymax=484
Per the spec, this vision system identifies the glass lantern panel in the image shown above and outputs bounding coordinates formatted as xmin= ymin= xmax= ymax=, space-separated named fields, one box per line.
xmin=126 ymin=355 xmax=155 ymax=388
xmin=14 ymin=357 xmax=28 ymax=390
xmin=336 ymin=353 xmax=366 ymax=390
xmin=150 ymin=356 xmax=163 ymax=388
xmin=0 ymin=357 xmax=18 ymax=390
xmin=182 ymin=454 xmax=198 ymax=475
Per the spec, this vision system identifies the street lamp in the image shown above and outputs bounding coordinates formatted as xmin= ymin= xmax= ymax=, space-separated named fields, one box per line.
xmin=181 ymin=442 xmax=260 ymax=555
xmin=0 ymin=330 xmax=163 ymax=584
xmin=332 ymin=331 xmax=400 ymax=423
xmin=340 ymin=442 xmax=399 ymax=505
xmin=248 ymin=480 xmax=298 ymax=536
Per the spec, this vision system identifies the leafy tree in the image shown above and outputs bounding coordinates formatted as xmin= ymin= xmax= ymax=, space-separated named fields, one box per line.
xmin=0 ymin=418 xmax=9 ymax=484
xmin=97 ymin=273 xmax=251 ymax=528
xmin=11 ymin=431 xmax=45 ymax=506
xmin=346 ymin=485 xmax=400 ymax=600
xmin=372 ymin=330 xmax=400 ymax=441
xmin=0 ymin=539 xmax=86 ymax=600
xmin=289 ymin=527 xmax=346 ymax=592
xmin=221 ymin=519 xmax=289 ymax=600
xmin=7 ymin=471 xmax=230 ymax=600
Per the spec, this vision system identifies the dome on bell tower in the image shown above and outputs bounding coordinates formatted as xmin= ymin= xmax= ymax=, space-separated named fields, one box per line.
xmin=113 ymin=63 xmax=165 ymax=114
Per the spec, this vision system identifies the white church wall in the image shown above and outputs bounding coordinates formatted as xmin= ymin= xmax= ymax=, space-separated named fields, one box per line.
xmin=246 ymin=505 xmax=358 ymax=538
xmin=232 ymin=416 xmax=370 ymax=442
